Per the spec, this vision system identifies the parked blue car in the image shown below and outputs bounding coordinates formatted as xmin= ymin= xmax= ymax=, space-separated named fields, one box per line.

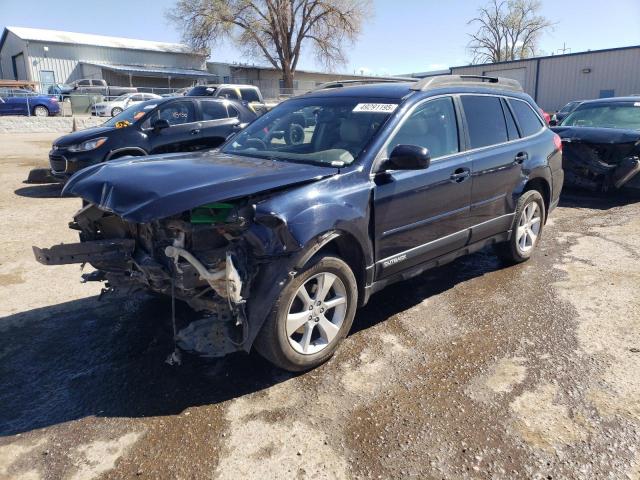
xmin=0 ymin=89 xmax=60 ymax=117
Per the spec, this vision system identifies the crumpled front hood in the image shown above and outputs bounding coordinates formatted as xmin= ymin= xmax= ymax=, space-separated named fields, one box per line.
xmin=552 ymin=126 xmax=640 ymax=166
xmin=552 ymin=126 xmax=640 ymax=144
xmin=63 ymin=150 xmax=338 ymax=223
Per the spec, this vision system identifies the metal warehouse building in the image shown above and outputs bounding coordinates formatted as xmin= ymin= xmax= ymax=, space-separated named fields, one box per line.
xmin=449 ymin=45 xmax=640 ymax=112
xmin=0 ymin=26 xmax=215 ymax=92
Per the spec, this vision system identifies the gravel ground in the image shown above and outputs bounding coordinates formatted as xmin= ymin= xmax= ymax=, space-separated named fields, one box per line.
xmin=0 ymin=133 xmax=639 ymax=480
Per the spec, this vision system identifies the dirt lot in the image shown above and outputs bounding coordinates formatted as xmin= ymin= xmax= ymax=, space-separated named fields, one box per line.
xmin=1 ymin=133 xmax=639 ymax=480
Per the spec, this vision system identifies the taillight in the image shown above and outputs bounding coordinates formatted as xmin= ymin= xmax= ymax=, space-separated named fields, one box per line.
xmin=538 ymin=107 xmax=550 ymax=124
xmin=553 ymin=133 xmax=562 ymax=152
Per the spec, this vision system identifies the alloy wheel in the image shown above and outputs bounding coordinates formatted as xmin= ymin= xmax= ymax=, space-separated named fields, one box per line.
xmin=286 ymin=272 xmax=348 ymax=355
xmin=516 ymin=202 xmax=541 ymax=253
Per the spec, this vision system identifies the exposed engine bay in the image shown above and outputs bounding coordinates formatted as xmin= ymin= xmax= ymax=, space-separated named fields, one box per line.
xmin=33 ymin=199 xmax=276 ymax=358
xmin=556 ymin=128 xmax=640 ymax=191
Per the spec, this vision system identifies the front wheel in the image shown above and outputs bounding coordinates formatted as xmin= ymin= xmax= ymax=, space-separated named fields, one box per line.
xmin=495 ymin=190 xmax=546 ymax=263
xmin=254 ymin=255 xmax=358 ymax=371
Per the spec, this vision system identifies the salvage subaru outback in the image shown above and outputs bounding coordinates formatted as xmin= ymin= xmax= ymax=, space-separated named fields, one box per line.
xmin=34 ymin=76 xmax=563 ymax=371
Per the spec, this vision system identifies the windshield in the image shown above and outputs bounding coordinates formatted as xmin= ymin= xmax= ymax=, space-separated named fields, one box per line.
xmin=559 ymin=101 xmax=579 ymax=113
xmin=103 ymin=99 xmax=159 ymax=128
xmin=112 ymin=93 xmax=132 ymax=102
xmin=187 ymin=85 xmax=217 ymax=97
xmin=221 ymin=97 xmax=399 ymax=166
xmin=561 ymin=102 xmax=640 ymax=130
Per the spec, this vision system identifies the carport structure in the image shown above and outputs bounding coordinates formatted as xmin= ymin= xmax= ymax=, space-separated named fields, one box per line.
xmin=80 ymin=62 xmax=219 ymax=91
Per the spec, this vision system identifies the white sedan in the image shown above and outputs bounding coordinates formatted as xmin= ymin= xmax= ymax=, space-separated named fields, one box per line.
xmin=91 ymin=93 xmax=161 ymax=117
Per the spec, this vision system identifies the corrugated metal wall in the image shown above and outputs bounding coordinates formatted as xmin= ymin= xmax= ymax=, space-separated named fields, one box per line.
xmin=452 ymin=59 xmax=539 ymax=97
xmin=537 ymin=49 xmax=640 ymax=110
xmin=25 ymin=41 xmax=206 ymax=85
xmin=451 ymin=47 xmax=640 ymax=112
xmin=0 ymin=31 xmax=27 ymax=80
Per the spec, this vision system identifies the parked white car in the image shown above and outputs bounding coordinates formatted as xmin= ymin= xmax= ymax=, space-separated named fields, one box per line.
xmin=91 ymin=93 xmax=161 ymax=117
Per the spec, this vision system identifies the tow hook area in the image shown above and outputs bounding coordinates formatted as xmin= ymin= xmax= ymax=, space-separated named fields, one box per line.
xmin=163 ymin=246 xmax=244 ymax=305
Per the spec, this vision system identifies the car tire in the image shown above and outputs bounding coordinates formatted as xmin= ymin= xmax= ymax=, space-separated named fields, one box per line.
xmin=284 ymin=121 xmax=305 ymax=145
xmin=33 ymin=106 xmax=49 ymax=117
xmin=254 ymin=254 xmax=358 ymax=372
xmin=111 ymin=107 xmax=123 ymax=117
xmin=494 ymin=189 xmax=546 ymax=264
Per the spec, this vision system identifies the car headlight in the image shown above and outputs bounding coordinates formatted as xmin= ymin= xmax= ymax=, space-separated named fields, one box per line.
xmin=68 ymin=137 xmax=107 ymax=152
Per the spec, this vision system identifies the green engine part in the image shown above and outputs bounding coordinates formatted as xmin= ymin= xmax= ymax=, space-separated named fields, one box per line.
xmin=190 ymin=202 xmax=235 ymax=224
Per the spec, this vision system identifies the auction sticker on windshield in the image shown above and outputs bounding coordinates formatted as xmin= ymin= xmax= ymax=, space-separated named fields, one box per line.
xmin=353 ymin=103 xmax=398 ymax=113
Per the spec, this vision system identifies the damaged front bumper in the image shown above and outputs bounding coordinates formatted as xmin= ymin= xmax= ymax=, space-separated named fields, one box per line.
xmin=33 ymin=202 xmax=298 ymax=358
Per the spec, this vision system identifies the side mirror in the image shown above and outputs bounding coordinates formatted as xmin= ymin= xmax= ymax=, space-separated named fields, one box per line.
xmin=153 ymin=119 xmax=170 ymax=131
xmin=384 ymin=145 xmax=431 ymax=171
xmin=549 ymin=119 xmax=558 ymax=127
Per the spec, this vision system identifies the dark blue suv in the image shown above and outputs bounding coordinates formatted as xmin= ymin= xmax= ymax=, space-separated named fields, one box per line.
xmin=34 ymin=76 xmax=564 ymax=371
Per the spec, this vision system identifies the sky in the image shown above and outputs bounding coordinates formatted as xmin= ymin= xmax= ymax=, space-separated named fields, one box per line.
xmin=2 ymin=0 xmax=639 ymax=75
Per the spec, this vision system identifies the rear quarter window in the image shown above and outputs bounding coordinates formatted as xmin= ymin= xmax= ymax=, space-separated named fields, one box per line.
xmin=509 ymin=99 xmax=544 ymax=137
xmin=461 ymin=95 xmax=509 ymax=149
xmin=240 ymin=88 xmax=260 ymax=102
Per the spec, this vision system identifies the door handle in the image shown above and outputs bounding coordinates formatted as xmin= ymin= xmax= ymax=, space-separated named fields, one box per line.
xmin=190 ymin=128 xmax=201 ymax=135
xmin=450 ymin=167 xmax=471 ymax=183
xmin=515 ymin=152 xmax=528 ymax=164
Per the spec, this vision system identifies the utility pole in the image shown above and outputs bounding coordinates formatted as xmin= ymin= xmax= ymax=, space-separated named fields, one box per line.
xmin=557 ymin=43 xmax=571 ymax=55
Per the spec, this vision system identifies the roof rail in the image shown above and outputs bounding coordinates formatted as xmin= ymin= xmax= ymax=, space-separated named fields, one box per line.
xmin=410 ymin=75 xmax=523 ymax=92
xmin=312 ymin=78 xmax=417 ymax=92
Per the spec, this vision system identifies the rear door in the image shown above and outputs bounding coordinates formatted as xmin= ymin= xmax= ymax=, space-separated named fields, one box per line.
xmin=145 ymin=100 xmax=203 ymax=153
xmin=461 ymin=94 xmax=526 ymax=242
xmin=373 ymin=96 xmax=473 ymax=278
xmin=197 ymin=100 xmax=240 ymax=148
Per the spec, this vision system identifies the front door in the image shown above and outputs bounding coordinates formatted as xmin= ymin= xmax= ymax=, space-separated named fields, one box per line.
xmin=373 ymin=96 xmax=472 ymax=279
xmin=146 ymin=100 xmax=202 ymax=153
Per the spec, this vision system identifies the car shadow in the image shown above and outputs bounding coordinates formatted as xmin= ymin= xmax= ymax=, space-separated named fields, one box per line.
xmin=0 ymin=248 xmax=506 ymax=437
xmin=14 ymin=183 xmax=64 ymax=199
xmin=559 ymin=187 xmax=640 ymax=210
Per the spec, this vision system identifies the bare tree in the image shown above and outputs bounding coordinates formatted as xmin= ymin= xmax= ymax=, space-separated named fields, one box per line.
xmin=467 ymin=0 xmax=553 ymax=64
xmin=168 ymin=0 xmax=371 ymax=90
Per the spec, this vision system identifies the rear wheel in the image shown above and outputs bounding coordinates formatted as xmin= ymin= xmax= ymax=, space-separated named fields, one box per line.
xmin=255 ymin=255 xmax=357 ymax=371
xmin=33 ymin=105 xmax=49 ymax=117
xmin=111 ymin=107 xmax=123 ymax=117
xmin=495 ymin=190 xmax=546 ymax=263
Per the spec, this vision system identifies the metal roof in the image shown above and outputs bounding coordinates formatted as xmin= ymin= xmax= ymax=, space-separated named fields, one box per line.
xmin=82 ymin=62 xmax=216 ymax=78
xmin=4 ymin=26 xmax=200 ymax=55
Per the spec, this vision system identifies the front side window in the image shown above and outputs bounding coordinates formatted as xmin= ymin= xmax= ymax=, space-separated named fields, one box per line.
xmin=385 ymin=97 xmax=459 ymax=160
xmin=156 ymin=101 xmax=196 ymax=125
xmin=562 ymin=102 xmax=640 ymax=130
xmin=222 ymin=97 xmax=397 ymax=166
xmin=201 ymin=101 xmax=228 ymax=121
xmin=461 ymin=95 xmax=509 ymax=149
xmin=509 ymin=99 xmax=544 ymax=137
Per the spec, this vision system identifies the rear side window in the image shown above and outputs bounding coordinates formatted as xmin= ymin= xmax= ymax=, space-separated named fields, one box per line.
xmin=227 ymin=105 xmax=239 ymax=118
xmin=240 ymin=88 xmax=260 ymax=102
xmin=461 ymin=95 xmax=509 ymax=149
xmin=201 ymin=101 xmax=228 ymax=120
xmin=509 ymin=99 xmax=544 ymax=137
xmin=501 ymin=99 xmax=520 ymax=140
